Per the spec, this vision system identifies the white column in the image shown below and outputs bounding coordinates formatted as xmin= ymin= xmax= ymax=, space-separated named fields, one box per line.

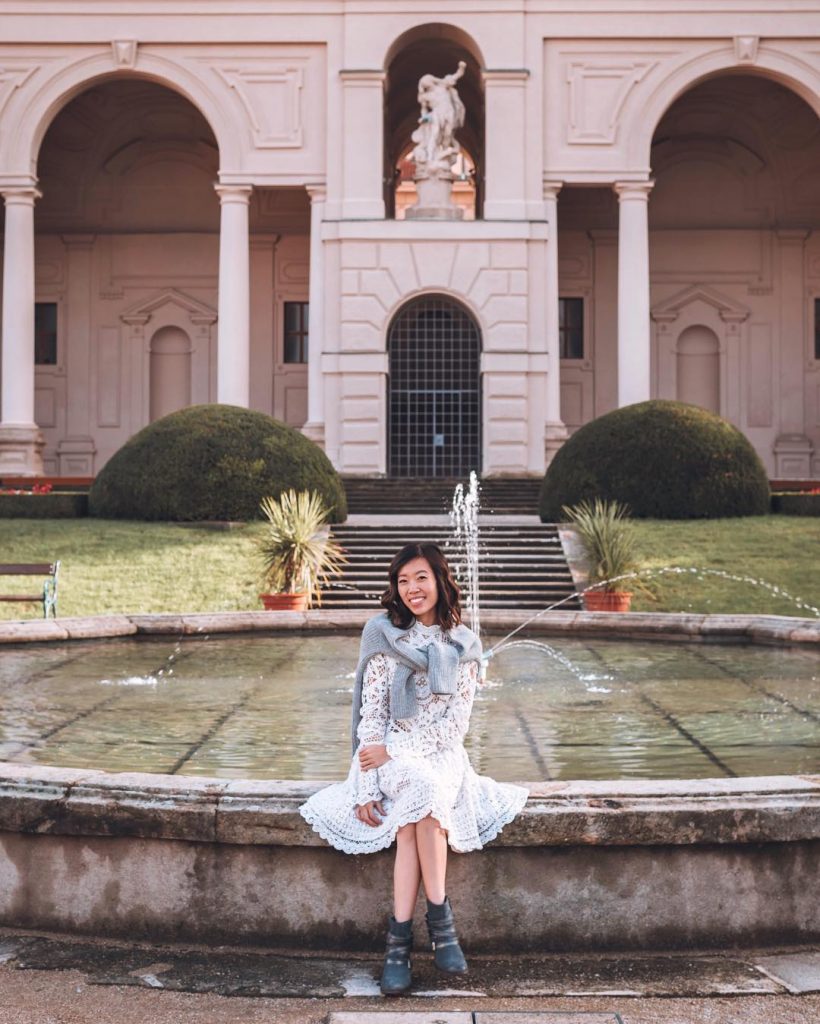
xmin=543 ymin=182 xmax=567 ymax=464
xmin=215 ymin=184 xmax=252 ymax=407
xmin=302 ymin=185 xmax=326 ymax=446
xmin=58 ymin=234 xmax=97 ymax=474
xmin=0 ymin=185 xmax=45 ymax=475
xmin=774 ymin=230 xmax=813 ymax=476
xmin=614 ymin=181 xmax=654 ymax=408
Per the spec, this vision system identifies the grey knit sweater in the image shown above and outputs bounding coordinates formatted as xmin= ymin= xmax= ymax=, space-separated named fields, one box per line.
xmin=350 ymin=612 xmax=483 ymax=754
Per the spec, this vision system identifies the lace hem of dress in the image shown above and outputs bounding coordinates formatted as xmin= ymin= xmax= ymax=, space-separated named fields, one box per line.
xmin=299 ymin=788 xmax=528 ymax=856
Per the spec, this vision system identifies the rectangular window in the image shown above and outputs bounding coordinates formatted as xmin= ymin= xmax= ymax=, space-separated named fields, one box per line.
xmin=283 ymin=301 xmax=309 ymax=364
xmin=559 ymin=297 xmax=584 ymax=360
xmin=815 ymin=298 xmax=820 ymax=360
xmin=35 ymin=302 xmax=58 ymax=366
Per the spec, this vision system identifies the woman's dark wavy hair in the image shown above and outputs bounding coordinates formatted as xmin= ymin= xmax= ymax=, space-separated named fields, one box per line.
xmin=381 ymin=542 xmax=462 ymax=631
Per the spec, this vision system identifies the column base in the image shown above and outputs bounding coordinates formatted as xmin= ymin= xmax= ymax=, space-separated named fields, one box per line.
xmin=57 ymin=437 xmax=97 ymax=476
xmin=301 ymin=421 xmax=326 ymax=448
xmin=0 ymin=423 xmax=46 ymax=476
xmin=773 ymin=433 xmax=814 ymax=479
xmin=545 ymin=420 xmax=569 ymax=467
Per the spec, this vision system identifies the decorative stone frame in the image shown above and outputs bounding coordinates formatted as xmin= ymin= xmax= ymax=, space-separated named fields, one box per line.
xmin=119 ymin=289 xmax=217 ymax=434
xmin=651 ymin=284 xmax=749 ymax=424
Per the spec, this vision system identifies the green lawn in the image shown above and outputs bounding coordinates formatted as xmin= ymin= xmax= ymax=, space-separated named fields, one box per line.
xmin=0 ymin=515 xmax=817 ymax=620
xmin=0 ymin=519 xmax=267 ymax=619
xmin=630 ymin=516 xmax=819 ymax=617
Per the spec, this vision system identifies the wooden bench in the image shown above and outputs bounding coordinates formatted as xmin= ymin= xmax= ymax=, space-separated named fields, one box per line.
xmin=0 ymin=562 xmax=60 ymax=619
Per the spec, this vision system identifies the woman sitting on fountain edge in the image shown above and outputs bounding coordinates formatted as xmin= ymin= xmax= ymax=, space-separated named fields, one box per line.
xmin=299 ymin=541 xmax=529 ymax=996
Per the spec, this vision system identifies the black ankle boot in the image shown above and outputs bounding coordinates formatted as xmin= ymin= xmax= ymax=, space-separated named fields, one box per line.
xmin=380 ymin=916 xmax=413 ymax=995
xmin=425 ymin=896 xmax=467 ymax=973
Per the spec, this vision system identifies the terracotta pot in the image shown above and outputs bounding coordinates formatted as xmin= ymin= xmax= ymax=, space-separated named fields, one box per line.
xmin=583 ymin=590 xmax=633 ymax=613
xmin=259 ymin=592 xmax=308 ymax=612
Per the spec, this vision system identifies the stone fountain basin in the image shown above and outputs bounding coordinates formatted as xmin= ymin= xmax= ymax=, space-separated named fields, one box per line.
xmin=0 ymin=609 xmax=818 ymax=952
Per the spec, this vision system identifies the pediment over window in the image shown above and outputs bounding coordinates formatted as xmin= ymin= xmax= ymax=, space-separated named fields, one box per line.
xmin=651 ymin=284 xmax=750 ymax=324
xmin=119 ymin=289 xmax=217 ymax=327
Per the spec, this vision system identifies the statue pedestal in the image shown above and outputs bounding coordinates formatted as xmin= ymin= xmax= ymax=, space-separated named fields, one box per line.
xmin=405 ymin=176 xmax=464 ymax=221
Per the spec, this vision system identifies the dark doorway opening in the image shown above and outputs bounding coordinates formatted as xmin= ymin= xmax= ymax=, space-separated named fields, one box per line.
xmin=387 ymin=295 xmax=481 ymax=478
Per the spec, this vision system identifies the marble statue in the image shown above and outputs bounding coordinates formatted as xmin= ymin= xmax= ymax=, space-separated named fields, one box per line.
xmin=410 ymin=61 xmax=467 ymax=179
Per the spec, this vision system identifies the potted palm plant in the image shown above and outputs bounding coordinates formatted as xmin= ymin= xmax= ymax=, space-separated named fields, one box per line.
xmin=257 ymin=489 xmax=347 ymax=611
xmin=562 ymin=498 xmax=641 ymax=612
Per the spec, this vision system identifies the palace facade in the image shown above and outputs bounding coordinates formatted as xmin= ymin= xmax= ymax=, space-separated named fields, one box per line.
xmin=1 ymin=2 xmax=819 ymax=479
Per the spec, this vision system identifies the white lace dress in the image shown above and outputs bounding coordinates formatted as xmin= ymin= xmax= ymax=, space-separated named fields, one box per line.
xmin=300 ymin=620 xmax=529 ymax=855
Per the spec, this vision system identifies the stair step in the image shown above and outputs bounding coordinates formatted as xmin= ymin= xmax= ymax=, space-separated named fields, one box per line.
xmin=342 ymin=476 xmax=543 ymax=517
xmin=324 ymin=506 xmax=579 ymax=610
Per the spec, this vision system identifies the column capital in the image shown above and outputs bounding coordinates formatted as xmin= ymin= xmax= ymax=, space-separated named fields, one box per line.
xmin=613 ymin=180 xmax=654 ymax=202
xmin=339 ymin=68 xmax=386 ymax=86
xmin=482 ymin=68 xmax=530 ymax=85
xmin=306 ymin=183 xmax=327 ymax=204
xmin=1 ymin=185 xmax=42 ymax=206
xmin=214 ymin=184 xmax=252 ymax=205
xmin=542 ymin=180 xmax=563 ymax=200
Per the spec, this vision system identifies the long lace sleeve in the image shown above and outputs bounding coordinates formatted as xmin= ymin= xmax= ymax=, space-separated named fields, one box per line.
xmin=355 ymin=653 xmax=392 ymax=805
xmin=387 ymin=659 xmax=478 ymax=759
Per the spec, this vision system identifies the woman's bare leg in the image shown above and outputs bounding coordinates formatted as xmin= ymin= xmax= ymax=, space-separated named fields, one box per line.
xmin=415 ymin=814 xmax=448 ymax=905
xmin=393 ymin=822 xmax=421 ymax=921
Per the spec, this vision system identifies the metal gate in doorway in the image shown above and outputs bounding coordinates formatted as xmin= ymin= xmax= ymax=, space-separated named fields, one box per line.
xmin=387 ymin=296 xmax=481 ymax=478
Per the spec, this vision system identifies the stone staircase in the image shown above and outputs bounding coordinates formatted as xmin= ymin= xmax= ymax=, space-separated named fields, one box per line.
xmin=321 ymin=523 xmax=581 ymax=611
xmin=341 ymin=476 xmax=542 ymax=516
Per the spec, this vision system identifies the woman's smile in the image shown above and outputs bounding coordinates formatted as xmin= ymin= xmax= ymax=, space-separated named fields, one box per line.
xmin=397 ymin=556 xmax=439 ymax=626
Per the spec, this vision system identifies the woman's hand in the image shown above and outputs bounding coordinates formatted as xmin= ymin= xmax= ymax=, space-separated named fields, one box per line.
xmin=355 ymin=800 xmax=385 ymax=827
xmin=358 ymin=744 xmax=391 ymax=771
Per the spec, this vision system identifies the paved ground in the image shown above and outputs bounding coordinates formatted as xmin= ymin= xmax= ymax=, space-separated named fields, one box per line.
xmin=2 ymin=930 xmax=820 ymax=1024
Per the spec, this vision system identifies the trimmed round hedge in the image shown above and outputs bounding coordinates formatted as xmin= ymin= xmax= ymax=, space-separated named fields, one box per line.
xmin=540 ymin=400 xmax=769 ymax=521
xmin=89 ymin=405 xmax=347 ymax=522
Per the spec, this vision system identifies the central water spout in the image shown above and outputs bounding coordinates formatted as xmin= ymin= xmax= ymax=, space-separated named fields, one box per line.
xmin=449 ymin=470 xmax=481 ymax=638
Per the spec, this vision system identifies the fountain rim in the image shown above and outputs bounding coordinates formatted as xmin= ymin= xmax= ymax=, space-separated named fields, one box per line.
xmin=1 ymin=607 xmax=818 ymax=647
xmin=2 ymin=760 xmax=819 ymax=849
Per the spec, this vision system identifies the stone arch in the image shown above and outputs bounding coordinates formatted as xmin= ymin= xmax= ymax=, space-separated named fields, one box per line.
xmin=675 ymin=324 xmax=720 ymax=414
xmin=386 ymin=293 xmax=482 ymax=477
xmin=628 ymin=48 xmax=820 ymax=171
xmin=37 ymin=81 xmax=221 ymax=234
xmin=383 ymin=284 xmax=487 ymax=343
xmin=383 ymin=23 xmax=485 ymax=219
xmin=4 ymin=51 xmax=241 ymax=177
xmin=383 ymin=23 xmax=485 ymax=71
xmin=149 ymin=325 xmax=192 ymax=422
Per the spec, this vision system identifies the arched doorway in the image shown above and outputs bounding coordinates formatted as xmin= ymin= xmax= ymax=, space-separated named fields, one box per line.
xmin=387 ymin=295 xmax=481 ymax=477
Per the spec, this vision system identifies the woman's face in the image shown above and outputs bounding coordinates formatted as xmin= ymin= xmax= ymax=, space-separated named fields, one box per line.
xmin=397 ymin=556 xmax=439 ymax=626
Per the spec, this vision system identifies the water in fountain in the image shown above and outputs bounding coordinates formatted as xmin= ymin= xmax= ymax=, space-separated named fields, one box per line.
xmin=99 ymin=635 xmax=202 ymax=687
xmin=449 ymin=470 xmax=481 ymax=636
xmin=488 ymin=637 xmax=607 ymax=683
